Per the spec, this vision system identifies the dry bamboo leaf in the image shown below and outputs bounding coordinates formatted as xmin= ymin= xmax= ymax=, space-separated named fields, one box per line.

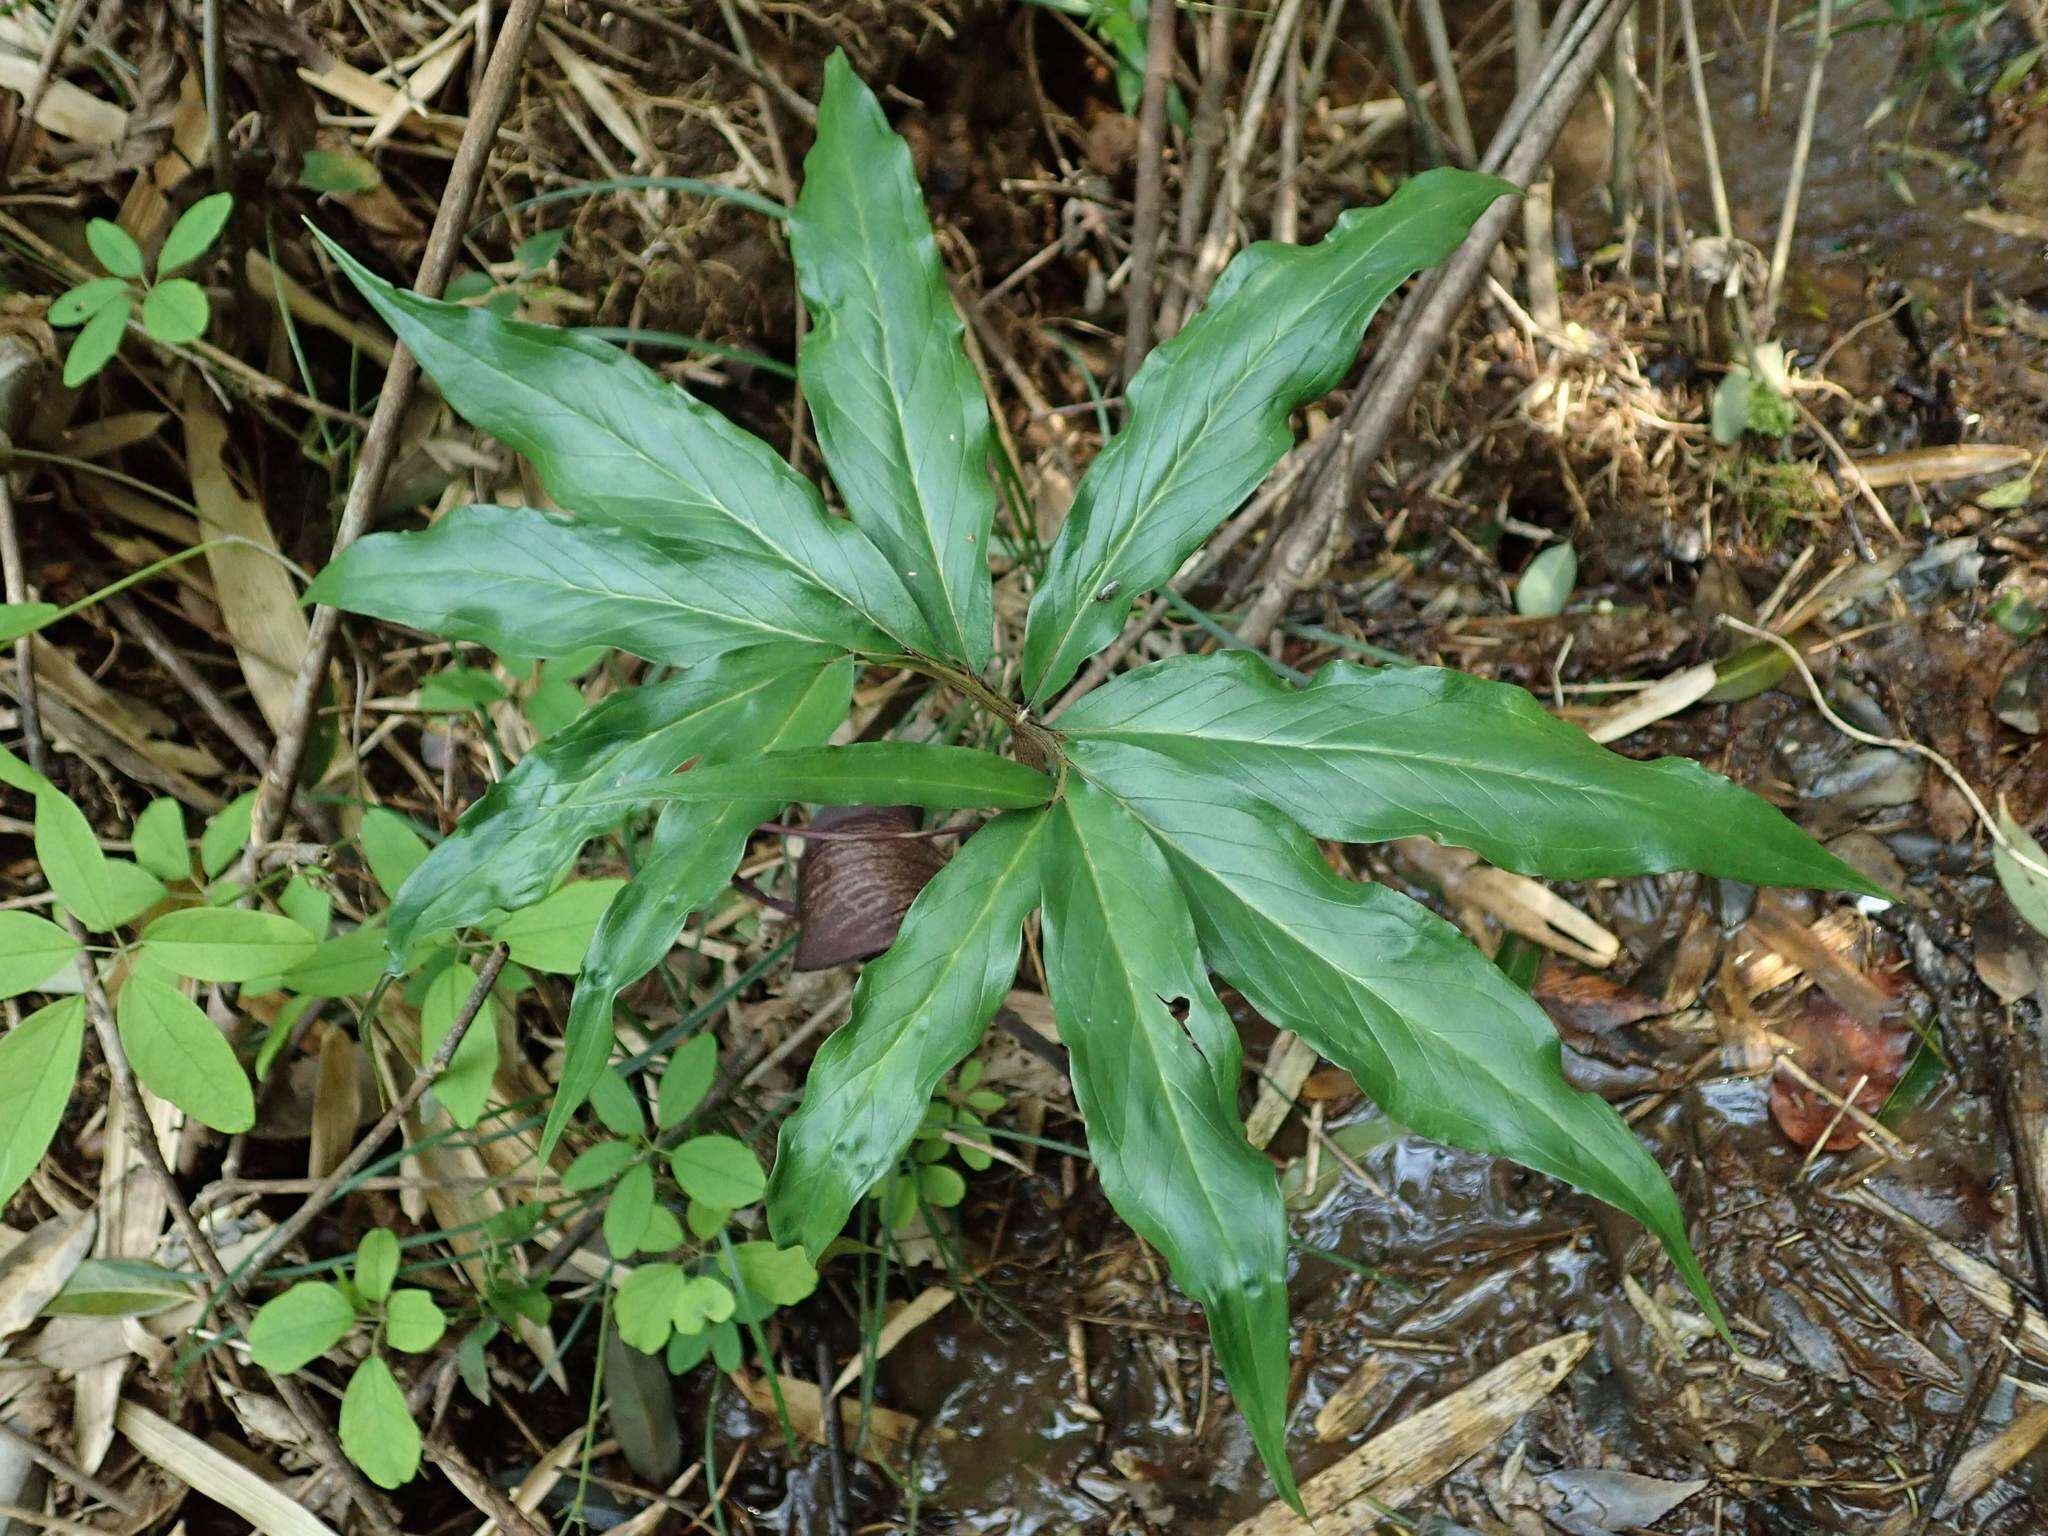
xmin=1245 ymin=1032 xmax=1319 ymax=1150
xmin=0 ymin=1210 xmax=94 ymax=1341
xmin=729 ymin=1370 xmax=924 ymax=1464
xmin=116 ymin=73 xmax=208 ymax=249
xmin=62 ymin=412 xmax=172 ymax=461
xmin=1735 ymin=908 xmax=1862 ymax=996
xmin=178 ymin=379 xmax=311 ymax=738
xmin=1229 ymin=1332 xmax=1592 ymax=1535
xmin=1851 ymin=443 xmax=2032 ymax=488
xmin=830 ymin=1285 xmax=958 ymax=1397
xmin=297 ymin=59 xmax=464 ymax=141
xmin=76 ymin=1086 xmax=176 ymax=1471
xmin=307 ymin=1027 xmax=361 ymax=1180
xmin=1396 ymin=840 xmax=1620 ymax=967
xmin=1313 ymin=1355 xmax=1389 ymax=1442
xmin=0 ymin=56 xmax=126 ymax=145
xmin=1579 ymin=662 xmax=1719 ymax=744
xmin=367 ymin=24 xmax=469 ymax=149
xmin=539 ymin=28 xmax=649 ymax=163
xmin=1873 ymin=1403 xmax=2048 ymax=1535
xmin=115 ymin=1401 xmax=342 ymax=1536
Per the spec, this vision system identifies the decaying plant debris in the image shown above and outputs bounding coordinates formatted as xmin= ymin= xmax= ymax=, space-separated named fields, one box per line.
xmin=4 ymin=0 xmax=2048 ymax=1533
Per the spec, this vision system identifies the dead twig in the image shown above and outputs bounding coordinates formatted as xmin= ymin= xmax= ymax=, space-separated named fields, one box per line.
xmin=1119 ymin=0 xmax=1179 ymax=385
xmin=242 ymin=0 xmax=548 ymax=873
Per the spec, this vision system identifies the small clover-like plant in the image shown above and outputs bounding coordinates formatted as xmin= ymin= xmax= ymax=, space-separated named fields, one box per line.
xmin=568 ymin=1034 xmax=820 ymax=1374
xmin=50 ymin=193 xmax=233 ymax=386
xmin=246 ymin=1228 xmax=449 ymax=1488
xmin=304 ymin=52 xmax=1886 ymax=1501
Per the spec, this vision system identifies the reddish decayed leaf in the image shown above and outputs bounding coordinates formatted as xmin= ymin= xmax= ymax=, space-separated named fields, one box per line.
xmin=1768 ymin=971 xmax=1913 ymax=1152
xmin=1532 ymin=963 xmax=1668 ymax=1035
xmin=793 ymin=806 xmax=947 ymax=971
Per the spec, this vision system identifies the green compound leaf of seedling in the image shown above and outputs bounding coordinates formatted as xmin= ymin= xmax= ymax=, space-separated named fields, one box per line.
xmin=48 ymin=276 xmax=130 ymax=327
xmin=667 ymin=1135 xmax=765 ymax=1209
xmin=656 ymin=1033 xmax=718 ymax=1132
xmin=340 ymin=1357 xmax=421 ymax=1489
xmin=247 ymin=1280 xmax=357 ymax=1373
xmin=86 ymin=218 xmax=144 ymax=278
xmin=140 ymin=279 xmax=210 ymax=346
xmin=483 ymin=878 xmax=624 ymax=974
xmin=155 ymin=192 xmax=233 ymax=276
xmin=384 ymin=1289 xmax=447 ymax=1352
xmin=115 ymin=975 xmax=254 ymax=1133
xmin=140 ymin=907 xmax=317 ymax=983
xmin=131 ymin=799 xmax=191 ymax=884
xmin=616 ymin=1262 xmax=684 ymax=1353
xmin=421 ymin=959 xmax=500 ymax=1129
xmin=0 ymin=911 xmax=80 ymax=999
xmin=63 ymin=294 xmax=130 ymax=387
xmin=603 ymin=1161 xmax=657 ymax=1260
xmin=0 ymin=997 xmax=85 ymax=1209
xmin=354 ymin=1229 xmax=400 ymax=1304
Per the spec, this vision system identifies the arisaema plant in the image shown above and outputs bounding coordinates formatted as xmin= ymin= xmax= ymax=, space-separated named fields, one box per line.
xmin=306 ymin=51 xmax=1881 ymax=1502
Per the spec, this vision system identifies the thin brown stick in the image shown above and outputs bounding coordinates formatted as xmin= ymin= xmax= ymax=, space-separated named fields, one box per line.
xmin=427 ymin=1434 xmax=551 ymax=1536
xmin=1761 ymin=0 xmax=1834 ymax=324
xmin=1119 ymin=0 xmax=1180 ymax=384
xmin=202 ymin=0 xmax=229 ymax=191
xmin=242 ymin=0 xmax=548 ymax=872
xmin=224 ymin=944 xmax=509 ymax=1299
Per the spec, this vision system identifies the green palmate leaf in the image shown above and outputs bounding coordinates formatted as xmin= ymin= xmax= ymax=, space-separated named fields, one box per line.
xmin=307 ymin=504 xmax=894 ymax=667
xmin=354 ymin=1229 xmax=400 ymax=1304
xmin=0 ymin=998 xmax=85 ymax=1208
xmin=246 ymin=1280 xmax=356 ymax=1372
xmin=768 ymin=809 xmax=1045 ymax=1257
xmin=140 ymin=279 xmax=210 ymax=345
xmin=668 ymin=1135 xmax=764 ymax=1209
xmin=1039 ymin=782 xmax=1296 ymax=1508
xmin=200 ymin=791 xmax=256 ymax=880
xmin=791 ymin=53 xmax=997 ymax=668
xmin=140 ymin=907 xmax=318 ymax=982
xmin=35 ymin=788 xmax=164 ymax=932
xmin=604 ymin=1161 xmax=657 ymax=1259
xmin=1062 ymin=652 xmax=1886 ymax=891
xmin=312 ymin=230 xmax=933 ymax=651
xmin=1078 ymin=746 xmax=1723 ymax=1328
xmin=485 ymin=879 xmax=625 ymax=974
xmin=1020 ymin=168 xmax=1512 ymax=704
xmin=385 ymin=1289 xmax=447 ymax=1352
xmin=563 ymin=1140 xmax=636 ymax=1193
xmin=340 ymin=1357 xmax=421 ymax=1489
xmin=0 ymin=601 xmax=59 ymax=644
xmin=87 ymin=218 xmax=144 ymax=278
xmin=156 ymin=192 xmax=233 ymax=277
xmin=421 ymin=959 xmax=500 ymax=1128
xmin=386 ymin=646 xmax=842 ymax=961
xmin=283 ymin=927 xmax=391 ymax=997
xmin=542 ymin=657 xmax=850 ymax=1156
xmin=657 ymin=1034 xmax=717 ymax=1131
xmin=359 ymin=807 xmax=430 ymax=900
xmin=63 ymin=295 xmax=129 ymax=386
xmin=0 ymin=911 xmax=80 ymax=998
xmin=115 ymin=975 xmax=254 ymax=1133
xmin=591 ymin=743 xmax=1051 ymax=814
xmin=616 ymin=1262 xmax=685 ymax=1353
xmin=131 ymin=799 xmax=191 ymax=884
xmin=48 ymin=276 xmax=129 ymax=326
